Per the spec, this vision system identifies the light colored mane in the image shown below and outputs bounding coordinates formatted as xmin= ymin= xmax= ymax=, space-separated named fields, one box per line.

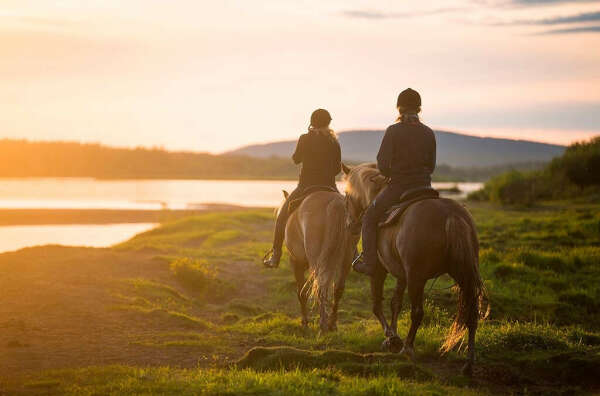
xmin=344 ymin=163 xmax=386 ymax=209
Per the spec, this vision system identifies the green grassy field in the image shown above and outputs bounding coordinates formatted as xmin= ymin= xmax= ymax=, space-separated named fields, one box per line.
xmin=1 ymin=202 xmax=599 ymax=395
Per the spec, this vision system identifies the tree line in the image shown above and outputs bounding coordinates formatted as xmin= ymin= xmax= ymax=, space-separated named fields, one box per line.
xmin=469 ymin=136 xmax=600 ymax=205
xmin=0 ymin=139 xmax=543 ymax=182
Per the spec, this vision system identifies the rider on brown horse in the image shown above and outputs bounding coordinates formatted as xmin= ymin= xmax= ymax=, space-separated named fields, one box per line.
xmin=352 ymin=88 xmax=436 ymax=276
xmin=263 ymin=108 xmax=342 ymax=268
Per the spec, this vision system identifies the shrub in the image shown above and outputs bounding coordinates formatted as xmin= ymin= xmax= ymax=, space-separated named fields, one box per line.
xmin=468 ymin=135 xmax=600 ymax=204
xmin=550 ymin=136 xmax=600 ymax=188
xmin=170 ymin=257 xmax=217 ymax=292
xmin=473 ymin=170 xmax=538 ymax=205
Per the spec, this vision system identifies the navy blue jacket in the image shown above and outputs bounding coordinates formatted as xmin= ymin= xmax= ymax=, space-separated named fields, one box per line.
xmin=376 ymin=121 xmax=436 ymax=186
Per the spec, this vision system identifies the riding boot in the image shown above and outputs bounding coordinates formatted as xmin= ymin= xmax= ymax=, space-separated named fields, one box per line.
xmin=353 ymin=201 xmax=381 ymax=276
xmin=264 ymin=189 xmax=296 ymax=268
xmin=352 ymin=253 xmax=375 ymax=276
xmin=263 ymin=221 xmax=285 ymax=268
xmin=263 ymin=248 xmax=282 ymax=268
xmin=350 ymin=252 xmax=371 ymax=275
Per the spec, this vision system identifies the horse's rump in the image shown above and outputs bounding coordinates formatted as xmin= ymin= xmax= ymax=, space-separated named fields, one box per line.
xmin=287 ymin=185 xmax=338 ymax=214
xmin=286 ymin=191 xmax=348 ymax=303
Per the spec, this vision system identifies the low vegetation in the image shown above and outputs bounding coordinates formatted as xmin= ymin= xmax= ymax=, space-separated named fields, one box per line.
xmin=469 ymin=136 xmax=600 ymax=205
xmin=2 ymin=203 xmax=599 ymax=394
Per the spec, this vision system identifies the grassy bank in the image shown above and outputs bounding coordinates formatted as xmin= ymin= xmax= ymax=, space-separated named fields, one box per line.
xmin=1 ymin=203 xmax=599 ymax=395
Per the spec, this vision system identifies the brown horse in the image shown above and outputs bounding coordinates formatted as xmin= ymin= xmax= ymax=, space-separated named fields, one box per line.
xmin=281 ymin=190 xmax=359 ymax=332
xmin=342 ymin=163 xmax=488 ymax=376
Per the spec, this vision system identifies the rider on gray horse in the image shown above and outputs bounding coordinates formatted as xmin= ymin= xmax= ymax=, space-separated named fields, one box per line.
xmin=263 ymin=109 xmax=342 ymax=269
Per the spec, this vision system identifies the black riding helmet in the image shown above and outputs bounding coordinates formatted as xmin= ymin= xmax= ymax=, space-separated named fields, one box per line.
xmin=397 ymin=88 xmax=421 ymax=110
xmin=310 ymin=109 xmax=332 ymax=128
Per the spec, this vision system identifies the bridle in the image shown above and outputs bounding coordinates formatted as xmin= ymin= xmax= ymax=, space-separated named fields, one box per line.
xmin=344 ymin=174 xmax=390 ymax=235
xmin=345 ymin=194 xmax=365 ymax=235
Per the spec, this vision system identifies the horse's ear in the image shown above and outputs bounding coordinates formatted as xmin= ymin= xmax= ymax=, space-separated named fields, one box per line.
xmin=282 ymin=190 xmax=289 ymax=199
xmin=342 ymin=163 xmax=352 ymax=175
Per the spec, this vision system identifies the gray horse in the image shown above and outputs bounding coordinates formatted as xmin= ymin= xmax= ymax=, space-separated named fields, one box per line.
xmin=281 ymin=190 xmax=359 ymax=332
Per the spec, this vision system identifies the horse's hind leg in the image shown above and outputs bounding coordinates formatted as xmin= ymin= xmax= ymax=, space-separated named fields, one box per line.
xmin=390 ymin=277 xmax=406 ymax=335
xmin=318 ymin=289 xmax=329 ymax=333
xmin=462 ymin=311 xmax=478 ymax=376
xmin=401 ymin=278 xmax=426 ymax=360
xmin=385 ymin=277 xmax=406 ymax=353
xmin=328 ymin=259 xmax=350 ymax=332
xmin=371 ymin=263 xmax=393 ymax=351
xmin=292 ymin=259 xmax=309 ymax=328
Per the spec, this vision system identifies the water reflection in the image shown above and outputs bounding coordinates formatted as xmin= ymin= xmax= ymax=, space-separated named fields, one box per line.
xmin=0 ymin=178 xmax=483 ymax=210
xmin=0 ymin=223 xmax=157 ymax=254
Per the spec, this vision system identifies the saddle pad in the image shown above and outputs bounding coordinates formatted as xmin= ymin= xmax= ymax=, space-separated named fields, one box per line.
xmin=378 ymin=187 xmax=440 ymax=228
xmin=288 ymin=185 xmax=339 ymax=214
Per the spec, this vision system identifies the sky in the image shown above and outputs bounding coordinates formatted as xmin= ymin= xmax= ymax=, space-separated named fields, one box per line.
xmin=1 ymin=0 xmax=599 ymax=153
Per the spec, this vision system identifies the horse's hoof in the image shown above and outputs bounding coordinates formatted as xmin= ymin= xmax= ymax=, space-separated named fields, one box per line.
xmin=400 ymin=346 xmax=415 ymax=361
xmin=388 ymin=335 xmax=403 ymax=353
xmin=461 ymin=362 xmax=473 ymax=377
xmin=381 ymin=338 xmax=391 ymax=352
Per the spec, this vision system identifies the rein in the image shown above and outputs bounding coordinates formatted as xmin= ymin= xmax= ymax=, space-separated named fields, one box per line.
xmin=345 ymin=175 xmax=389 ymax=233
xmin=345 ymin=194 xmax=365 ymax=234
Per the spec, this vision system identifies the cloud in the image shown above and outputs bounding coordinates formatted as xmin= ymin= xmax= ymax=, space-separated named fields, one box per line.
xmin=507 ymin=10 xmax=600 ymax=25
xmin=487 ymin=10 xmax=600 ymax=33
xmin=340 ymin=7 xmax=463 ymax=20
xmin=537 ymin=25 xmax=600 ymax=34
xmin=535 ymin=10 xmax=600 ymax=24
xmin=434 ymin=102 xmax=600 ymax=132
xmin=511 ymin=0 xmax=598 ymax=4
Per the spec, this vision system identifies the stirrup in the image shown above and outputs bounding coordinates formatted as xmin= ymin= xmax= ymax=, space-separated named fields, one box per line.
xmin=352 ymin=252 xmax=374 ymax=276
xmin=351 ymin=252 xmax=363 ymax=267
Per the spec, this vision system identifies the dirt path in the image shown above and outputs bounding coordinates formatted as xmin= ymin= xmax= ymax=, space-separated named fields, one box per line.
xmin=0 ymin=245 xmax=260 ymax=375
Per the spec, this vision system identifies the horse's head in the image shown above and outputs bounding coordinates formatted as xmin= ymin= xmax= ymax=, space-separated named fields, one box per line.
xmin=342 ymin=163 xmax=388 ymax=234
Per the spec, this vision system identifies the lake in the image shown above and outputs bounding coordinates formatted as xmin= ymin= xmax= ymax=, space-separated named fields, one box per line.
xmin=0 ymin=223 xmax=157 ymax=254
xmin=0 ymin=178 xmax=482 ymax=253
xmin=0 ymin=178 xmax=482 ymax=210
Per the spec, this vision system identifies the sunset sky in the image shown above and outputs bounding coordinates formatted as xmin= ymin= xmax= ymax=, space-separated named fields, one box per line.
xmin=1 ymin=0 xmax=599 ymax=152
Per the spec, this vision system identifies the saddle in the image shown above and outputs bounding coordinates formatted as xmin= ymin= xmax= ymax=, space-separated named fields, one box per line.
xmin=288 ymin=185 xmax=339 ymax=214
xmin=378 ymin=187 xmax=440 ymax=228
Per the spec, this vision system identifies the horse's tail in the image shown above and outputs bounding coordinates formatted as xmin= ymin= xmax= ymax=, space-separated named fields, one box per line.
xmin=307 ymin=197 xmax=347 ymax=306
xmin=440 ymin=215 xmax=489 ymax=353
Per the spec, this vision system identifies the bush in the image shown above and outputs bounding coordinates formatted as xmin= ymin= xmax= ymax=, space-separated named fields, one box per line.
xmin=470 ymin=170 xmax=538 ymax=205
xmin=170 ymin=257 xmax=217 ymax=292
xmin=550 ymin=136 xmax=600 ymax=187
xmin=468 ymin=135 xmax=600 ymax=204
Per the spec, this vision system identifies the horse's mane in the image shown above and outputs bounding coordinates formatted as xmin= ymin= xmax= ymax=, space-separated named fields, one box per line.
xmin=345 ymin=163 xmax=386 ymax=206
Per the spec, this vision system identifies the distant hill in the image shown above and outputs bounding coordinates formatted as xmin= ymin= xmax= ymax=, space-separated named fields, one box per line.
xmin=0 ymin=138 xmax=561 ymax=182
xmin=229 ymin=130 xmax=566 ymax=168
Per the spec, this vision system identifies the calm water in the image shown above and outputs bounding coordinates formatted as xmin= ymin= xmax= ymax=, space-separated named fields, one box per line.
xmin=0 ymin=223 xmax=157 ymax=254
xmin=0 ymin=178 xmax=482 ymax=253
xmin=0 ymin=178 xmax=482 ymax=210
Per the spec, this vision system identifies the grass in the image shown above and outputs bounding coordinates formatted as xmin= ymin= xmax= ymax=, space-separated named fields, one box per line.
xmin=2 ymin=203 xmax=600 ymax=394
xmin=8 ymin=366 xmax=487 ymax=396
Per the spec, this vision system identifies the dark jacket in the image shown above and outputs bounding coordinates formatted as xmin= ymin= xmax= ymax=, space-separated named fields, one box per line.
xmin=376 ymin=120 xmax=436 ymax=186
xmin=292 ymin=131 xmax=341 ymax=187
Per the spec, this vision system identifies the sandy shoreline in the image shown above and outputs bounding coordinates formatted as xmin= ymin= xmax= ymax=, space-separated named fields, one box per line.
xmin=0 ymin=204 xmax=249 ymax=226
